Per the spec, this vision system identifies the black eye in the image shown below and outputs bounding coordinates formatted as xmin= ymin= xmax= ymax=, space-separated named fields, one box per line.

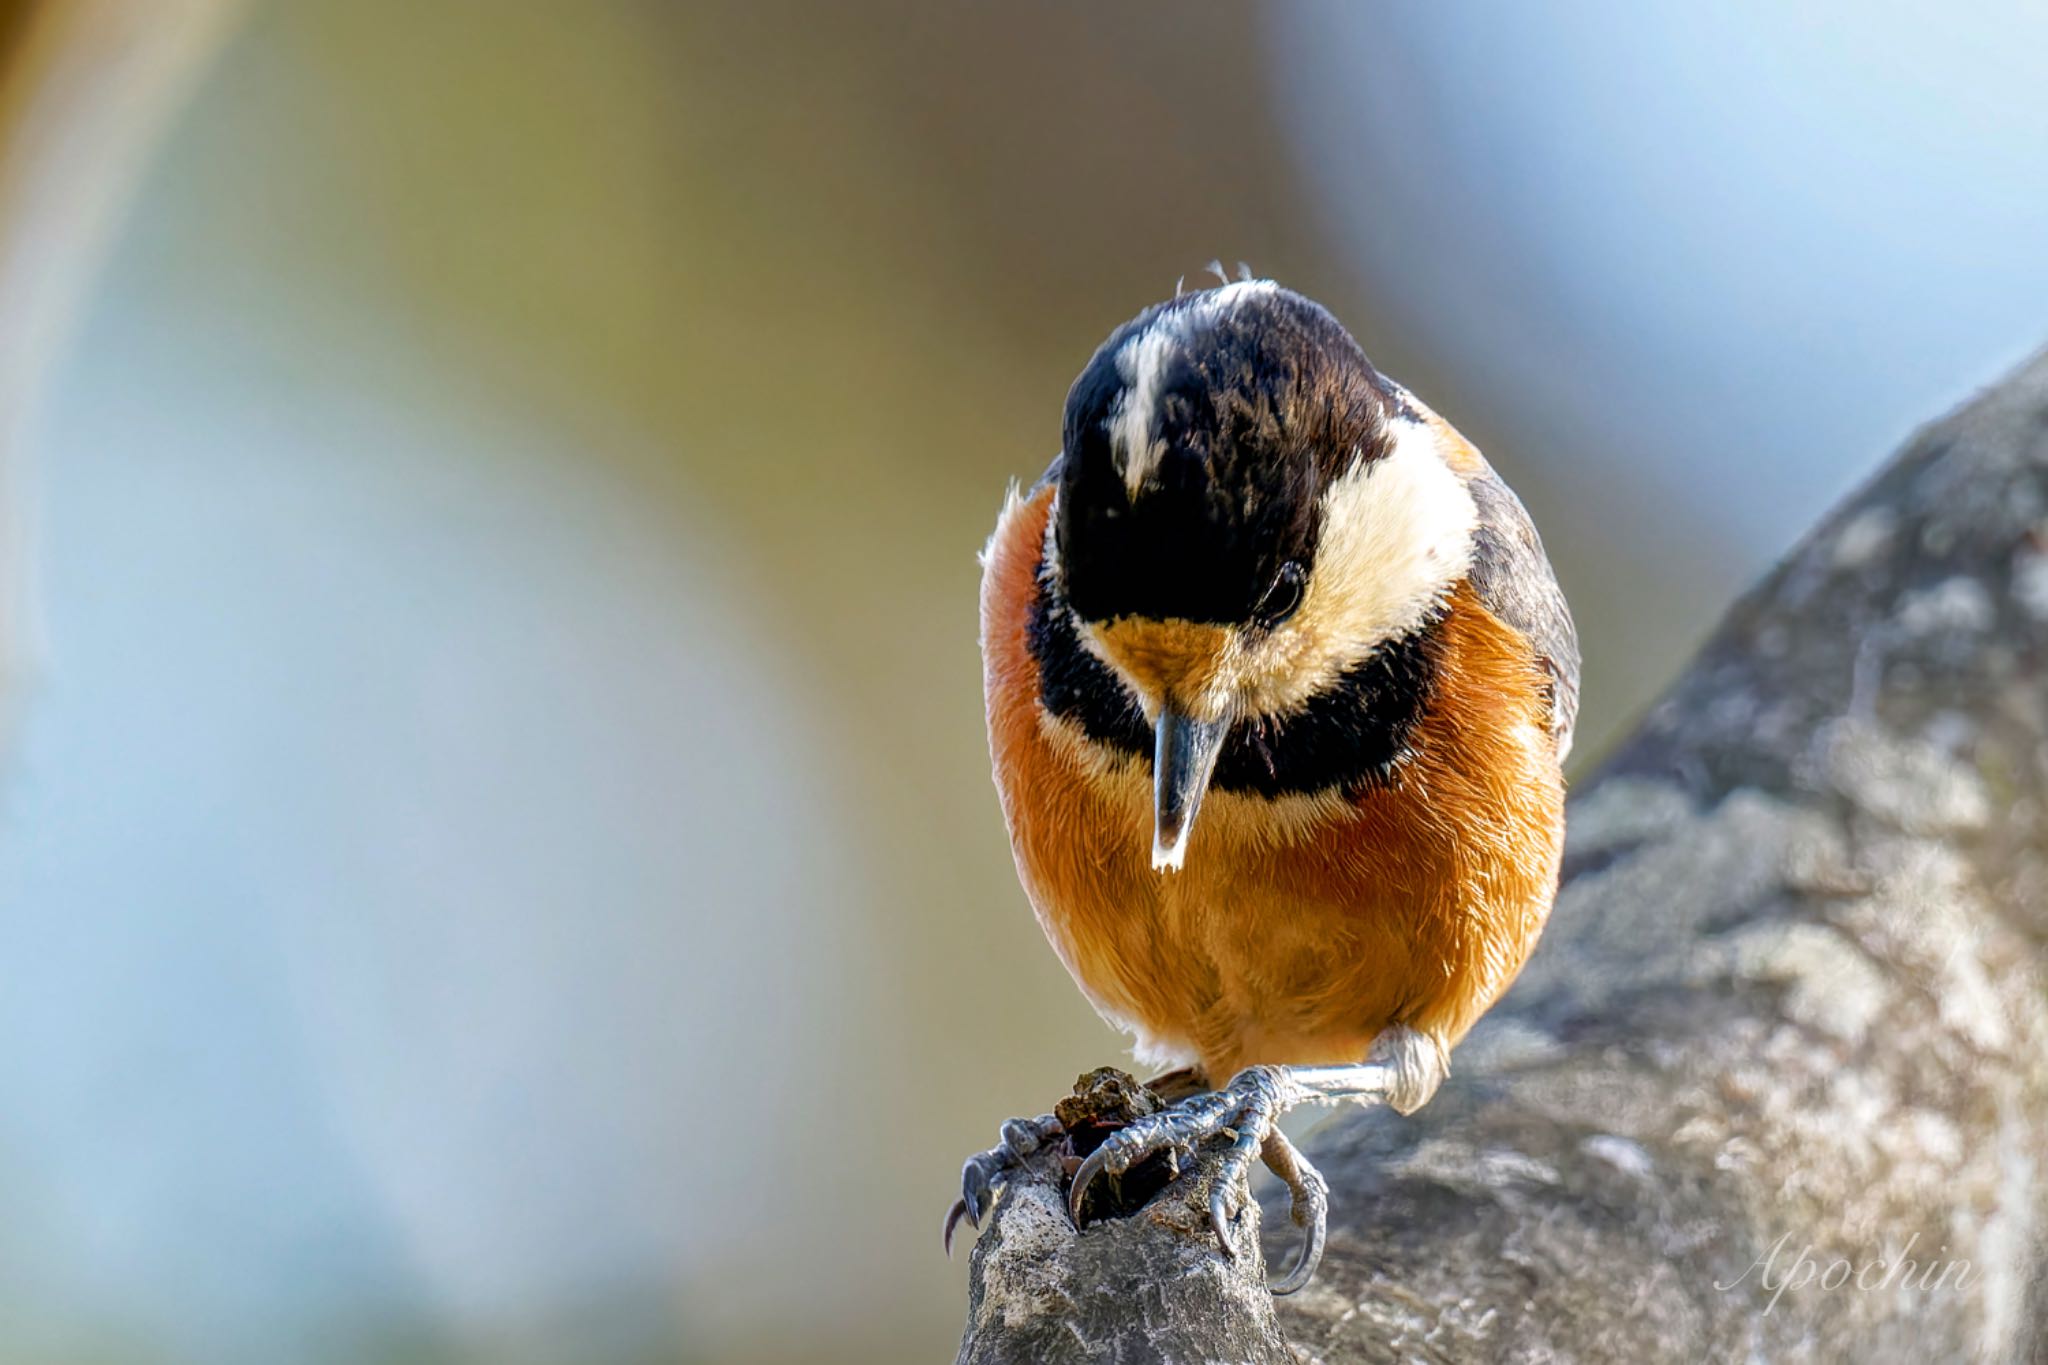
xmin=1253 ymin=561 xmax=1306 ymax=628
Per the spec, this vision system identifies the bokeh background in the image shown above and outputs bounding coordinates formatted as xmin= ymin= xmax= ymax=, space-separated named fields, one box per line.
xmin=0 ymin=2 xmax=2045 ymax=1360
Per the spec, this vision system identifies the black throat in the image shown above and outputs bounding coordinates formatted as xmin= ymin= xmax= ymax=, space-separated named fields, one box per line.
xmin=1026 ymin=551 xmax=1444 ymax=799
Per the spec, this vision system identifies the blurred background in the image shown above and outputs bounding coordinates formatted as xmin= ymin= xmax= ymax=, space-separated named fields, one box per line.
xmin=0 ymin=1 xmax=2044 ymax=1360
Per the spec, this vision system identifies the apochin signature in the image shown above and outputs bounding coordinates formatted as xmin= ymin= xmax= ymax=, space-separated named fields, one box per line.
xmin=1717 ymin=1232 xmax=1976 ymax=1314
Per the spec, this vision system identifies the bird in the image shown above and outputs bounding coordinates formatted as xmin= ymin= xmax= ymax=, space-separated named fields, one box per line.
xmin=946 ymin=279 xmax=1578 ymax=1294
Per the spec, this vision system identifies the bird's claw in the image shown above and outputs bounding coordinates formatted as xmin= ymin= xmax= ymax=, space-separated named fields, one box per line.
xmin=1065 ymin=1065 xmax=1287 ymax=1226
xmin=1256 ymin=1127 xmax=1329 ymax=1295
xmin=1064 ymin=1064 xmax=1327 ymax=1292
xmin=944 ymin=1113 xmax=1063 ymax=1256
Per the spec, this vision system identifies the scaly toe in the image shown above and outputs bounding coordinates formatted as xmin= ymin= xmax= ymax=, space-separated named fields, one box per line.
xmin=945 ymin=1113 xmax=1062 ymax=1256
xmin=1067 ymin=1066 xmax=1290 ymax=1231
xmin=1066 ymin=1099 xmax=1222 ymax=1224
xmin=1262 ymin=1128 xmax=1330 ymax=1295
xmin=1205 ymin=1119 xmax=1267 ymax=1256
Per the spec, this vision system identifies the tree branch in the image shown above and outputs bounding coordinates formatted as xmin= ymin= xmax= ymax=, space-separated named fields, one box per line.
xmin=958 ymin=351 xmax=2048 ymax=1363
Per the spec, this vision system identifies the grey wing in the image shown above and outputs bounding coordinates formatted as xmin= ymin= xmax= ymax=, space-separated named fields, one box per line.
xmin=1465 ymin=471 xmax=1581 ymax=761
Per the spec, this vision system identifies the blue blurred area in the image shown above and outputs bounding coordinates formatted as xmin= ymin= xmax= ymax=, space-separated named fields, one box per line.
xmin=0 ymin=6 xmax=893 ymax=1360
xmin=1 ymin=162 xmax=863 ymax=1362
xmin=1274 ymin=2 xmax=2048 ymax=737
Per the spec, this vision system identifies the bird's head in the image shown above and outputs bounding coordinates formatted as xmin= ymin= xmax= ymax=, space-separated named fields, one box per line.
xmin=1051 ymin=281 xmax=1478 ymax=871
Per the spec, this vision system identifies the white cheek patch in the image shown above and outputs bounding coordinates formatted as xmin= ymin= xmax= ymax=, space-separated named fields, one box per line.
xmin=1287 ymin=418 xmax=1478 ymax=685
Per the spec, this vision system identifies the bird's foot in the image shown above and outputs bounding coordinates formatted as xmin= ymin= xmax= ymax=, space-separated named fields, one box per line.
xmin=944 ymin=1112 xmax=1063 ymax=1256
xmin=1067 ymin=1064 xmax=1329 ymax=1293
xmin=944 ymin=1068 xmax=1185 ymax=1256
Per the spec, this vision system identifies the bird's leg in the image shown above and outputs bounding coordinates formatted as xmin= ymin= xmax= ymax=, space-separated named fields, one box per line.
xmin=1067 ymin=1025 xmax=1447 ymax=1293
xmin=944 ymin=1112 xmax=1063 ymax=1256
xmin=1287 ymin=1022 xmax=1449 ymax=1118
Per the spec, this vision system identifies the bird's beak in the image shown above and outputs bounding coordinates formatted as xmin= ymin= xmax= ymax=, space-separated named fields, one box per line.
xmin=1152 ymin=699 xmax=1228 ymax=873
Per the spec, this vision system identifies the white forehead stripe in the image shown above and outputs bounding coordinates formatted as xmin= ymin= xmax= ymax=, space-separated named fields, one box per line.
xmin=1109 ymin=327 xmax=1176 ymax=497
xmin=1108 ymin=279 xmax=1281 ymax=498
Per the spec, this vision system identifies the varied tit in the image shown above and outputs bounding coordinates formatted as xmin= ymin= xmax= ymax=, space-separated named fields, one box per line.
xmin=946 ymin=279 xmax=1579 ymax=1293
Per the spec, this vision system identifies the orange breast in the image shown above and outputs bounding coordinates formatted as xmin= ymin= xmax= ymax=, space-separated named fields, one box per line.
xmin=980 ymin=485 xmax=1564 ymax=1082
